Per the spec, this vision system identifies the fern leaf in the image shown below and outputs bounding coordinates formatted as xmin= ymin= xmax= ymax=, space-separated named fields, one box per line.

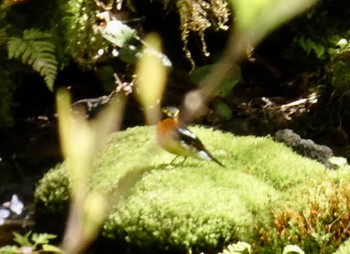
xmin=21 ymin=46 xmax=33 ymax=63
xmin=33 ymin=41 xmax=55 ymax=51
xmin=16 ymin=42 xmax=29 ymax=58
xmin=23 ymin=29 xmax=51 ymax=40
xmin=7 ymin=29 xmax=58 ymax=91
xmin=0 ymin=28 xmax=8 ymax=47
xmin=7 ymin=37 xmax=20 ymax=58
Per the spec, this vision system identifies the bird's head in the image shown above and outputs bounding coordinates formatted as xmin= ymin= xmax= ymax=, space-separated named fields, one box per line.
xmin=161 ymin=106 xmax=179 ymax=119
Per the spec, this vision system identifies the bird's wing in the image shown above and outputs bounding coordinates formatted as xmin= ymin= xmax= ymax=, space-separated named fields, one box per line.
xmin=174 ymin=126 xmax=225 ymax=167
xmin=175 ymin=126 xmax=207 ymax=151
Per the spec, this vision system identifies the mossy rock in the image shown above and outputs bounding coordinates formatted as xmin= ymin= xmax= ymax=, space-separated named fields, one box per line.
xmin=34 ymin=126 xmax=350 ymax=253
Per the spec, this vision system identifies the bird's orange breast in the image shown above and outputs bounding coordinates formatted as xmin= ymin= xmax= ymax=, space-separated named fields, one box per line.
xmin=156 ymin=118 xmax=188 ymax=154
xmin=157 ymin=118 xmax=177 ymax=146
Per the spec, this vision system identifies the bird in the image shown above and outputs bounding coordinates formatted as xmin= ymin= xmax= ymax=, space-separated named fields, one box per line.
xmin=156 ymin=106 xmax=224 ymax=167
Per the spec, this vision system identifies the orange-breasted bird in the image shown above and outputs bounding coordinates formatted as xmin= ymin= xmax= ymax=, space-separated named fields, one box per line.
xmin=156 ymin=106 xmax=224 ymax=167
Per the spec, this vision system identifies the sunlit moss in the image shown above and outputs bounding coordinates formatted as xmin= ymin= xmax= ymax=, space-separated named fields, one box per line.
xmin=60 ymin=0 xmax=109 ymax=68
xmin=35 ymin=126 xmax=350 ymax=253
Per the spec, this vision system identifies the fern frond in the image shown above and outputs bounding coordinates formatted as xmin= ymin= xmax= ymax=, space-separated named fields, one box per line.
xmin=7 ymin=29 xmax=58 ymax=90
xmin=0 ymin=28 xmax=8 ymax=47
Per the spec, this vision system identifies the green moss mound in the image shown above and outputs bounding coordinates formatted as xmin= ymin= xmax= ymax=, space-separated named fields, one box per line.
xmin=34 ymin=126 xmax=350 ymax=253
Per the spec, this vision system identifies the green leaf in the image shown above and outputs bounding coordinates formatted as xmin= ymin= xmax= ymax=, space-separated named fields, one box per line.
xmin=31 ymin=233 xmax=57 ymax=245
xmin=219 ymin=78 xmax=239 ymax=97
xmin=282 ymin=245 xmax=305 ymax=254
xmin=220 ymin=242 xmax=251 ymax=254
xmin=190 ymin=65 xmax=213 ymax=85
xmin=101 ymin=20 xmax=136 ymax=47
xmin=213 ymin=100 xmax=233 ymax=120
xmin=234 ymin=0 xmax=273 ymax=31
xmin=0 ymin=245 xmax=19 ymax=254
xmin=294 ymin=37 xmax=326 ymax=59
xmin=42 ymin=244 xmax=63 ymax=253
xmin=232 ymin=0 xmax=316 ymax=47
xmin=13 ymin=231 xmax=32 ymax=246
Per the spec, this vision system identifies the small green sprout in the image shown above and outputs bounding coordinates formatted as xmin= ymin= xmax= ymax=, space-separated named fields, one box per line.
xmin=0 ymin=231 xmax=63 ymax=254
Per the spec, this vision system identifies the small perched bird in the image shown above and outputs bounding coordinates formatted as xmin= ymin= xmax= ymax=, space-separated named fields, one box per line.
xmin=156 ymin=106 xmax=224 ymax=167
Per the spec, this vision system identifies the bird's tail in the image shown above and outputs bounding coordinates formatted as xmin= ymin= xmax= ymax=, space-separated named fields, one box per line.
xmin=198 ymin=150 xmax=225 ymax=168
xmin=211 ymin=156 xmax=225 ymax=168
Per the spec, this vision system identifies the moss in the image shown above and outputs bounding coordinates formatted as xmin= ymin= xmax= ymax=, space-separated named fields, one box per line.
xmin=34 ymin=164 xmax=71 ymax=235
xmin=58 ymin=0 xmax=110 ymax=68
xmin=34 ymin=126 xmax=350 ymax=253
xmin=103 ymin=165 xmax=277 ymax=253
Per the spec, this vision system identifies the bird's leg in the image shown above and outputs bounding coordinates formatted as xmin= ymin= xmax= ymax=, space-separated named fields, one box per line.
xmin=170 ymin=156 xmax=188 ymax=166
xmin=170 ymin=156 xmax=179 ymax=164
